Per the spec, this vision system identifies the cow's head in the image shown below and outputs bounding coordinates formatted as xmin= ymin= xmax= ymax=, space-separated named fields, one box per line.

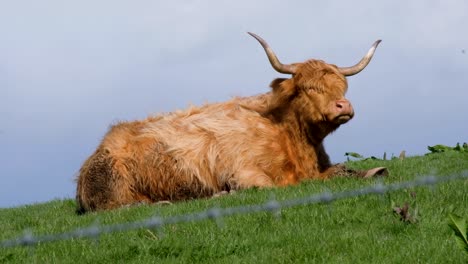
xmin=249 ymin=32 xmax=380 ymax=140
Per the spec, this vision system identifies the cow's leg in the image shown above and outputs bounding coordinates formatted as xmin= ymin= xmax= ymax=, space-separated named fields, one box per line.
xmin=232 ymin=169 xmax=275 ymax=189
xmin=106 ymin=187 xmax=151 ymax=210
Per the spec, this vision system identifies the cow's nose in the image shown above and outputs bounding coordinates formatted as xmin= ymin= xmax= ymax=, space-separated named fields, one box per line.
xmin=336 ymin=99 xmax=354 ymax=116
xmin=336 ymin=101 xmax=345 ymax=109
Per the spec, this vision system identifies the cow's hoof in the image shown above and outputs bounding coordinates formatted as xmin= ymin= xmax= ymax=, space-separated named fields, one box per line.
xmin=155 ymin=200 xmax=172 ymax=206
xmin=212 ymin=191 xmax=229 ymax=198
xmin=363 ymin=167 xmax=388 ymax=178
xmin=212 ymin=190 xmax=237 ymax=198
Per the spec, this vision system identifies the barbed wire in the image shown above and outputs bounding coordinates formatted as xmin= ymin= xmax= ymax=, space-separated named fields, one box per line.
xmin=2 ymin=172 xmax=467 ymax=248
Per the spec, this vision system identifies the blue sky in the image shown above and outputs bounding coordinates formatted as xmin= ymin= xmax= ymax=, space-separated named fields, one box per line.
xmin=1 ymin=1 xmax=467 ymax=208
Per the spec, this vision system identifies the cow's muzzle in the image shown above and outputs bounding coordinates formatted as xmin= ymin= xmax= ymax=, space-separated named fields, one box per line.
xmin=334 ymin=99 xmax=354 ymax=124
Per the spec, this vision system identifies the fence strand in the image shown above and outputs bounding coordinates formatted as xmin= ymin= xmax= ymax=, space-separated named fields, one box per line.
xmin=2 ymin=172 xmax=467 ymax=248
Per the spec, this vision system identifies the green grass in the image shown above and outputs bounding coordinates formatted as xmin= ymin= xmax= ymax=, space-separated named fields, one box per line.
xmin=1 ymin=151 xmax=468 ymax=263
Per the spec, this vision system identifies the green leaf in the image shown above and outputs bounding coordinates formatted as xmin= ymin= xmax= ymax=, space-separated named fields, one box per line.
xmin=447 ymin=213 xmax=468 ymax=254
xmin=427 ymin=144 xmax=452 ymax=153
xmin=344 ymin=152 xmax=363 ymax=159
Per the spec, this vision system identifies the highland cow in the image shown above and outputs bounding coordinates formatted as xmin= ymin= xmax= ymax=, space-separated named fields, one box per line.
xmin=76 ymin=33 xmax=382 ymax=213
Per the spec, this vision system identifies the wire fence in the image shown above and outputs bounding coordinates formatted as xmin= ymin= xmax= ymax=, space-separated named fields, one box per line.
xmin=2 ymin=172 xmax=467 ymax=249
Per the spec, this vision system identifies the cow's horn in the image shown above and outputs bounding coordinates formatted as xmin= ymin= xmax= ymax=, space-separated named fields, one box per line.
xmin=248 ymin=32 xmax=297 ymax=74
xmin=338 ymin=40 xmax=382 ymax=76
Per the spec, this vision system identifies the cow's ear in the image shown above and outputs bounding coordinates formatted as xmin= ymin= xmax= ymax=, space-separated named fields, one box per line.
xmin=270 ymin=78 xmax=297 ymax=98
xmin=267 ymin=78 xmax=297 ymax=115
xmin=270 ymin=78 xmax=288 ymax=92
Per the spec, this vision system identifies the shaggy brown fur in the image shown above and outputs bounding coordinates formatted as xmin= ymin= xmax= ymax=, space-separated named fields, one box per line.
xmin=76 ymin=38 xmax=379 ymax=213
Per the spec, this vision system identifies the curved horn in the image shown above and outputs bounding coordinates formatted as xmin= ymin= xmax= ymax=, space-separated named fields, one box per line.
xmin=248 ymin=32 xmax=297 ymax=74
xmin=338 ymin=40 xmax=382 ymax=76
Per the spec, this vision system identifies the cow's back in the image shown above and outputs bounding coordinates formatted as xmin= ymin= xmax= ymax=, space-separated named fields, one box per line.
xmin=141 ymin=97 xmax=297 ymax=188
xmin=76 ymin=95 xmax=291 ymax=212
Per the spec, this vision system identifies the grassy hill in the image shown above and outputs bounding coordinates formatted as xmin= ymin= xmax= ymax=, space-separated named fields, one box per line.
xmin=1 ymin=151 xmax=467 ymax=263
